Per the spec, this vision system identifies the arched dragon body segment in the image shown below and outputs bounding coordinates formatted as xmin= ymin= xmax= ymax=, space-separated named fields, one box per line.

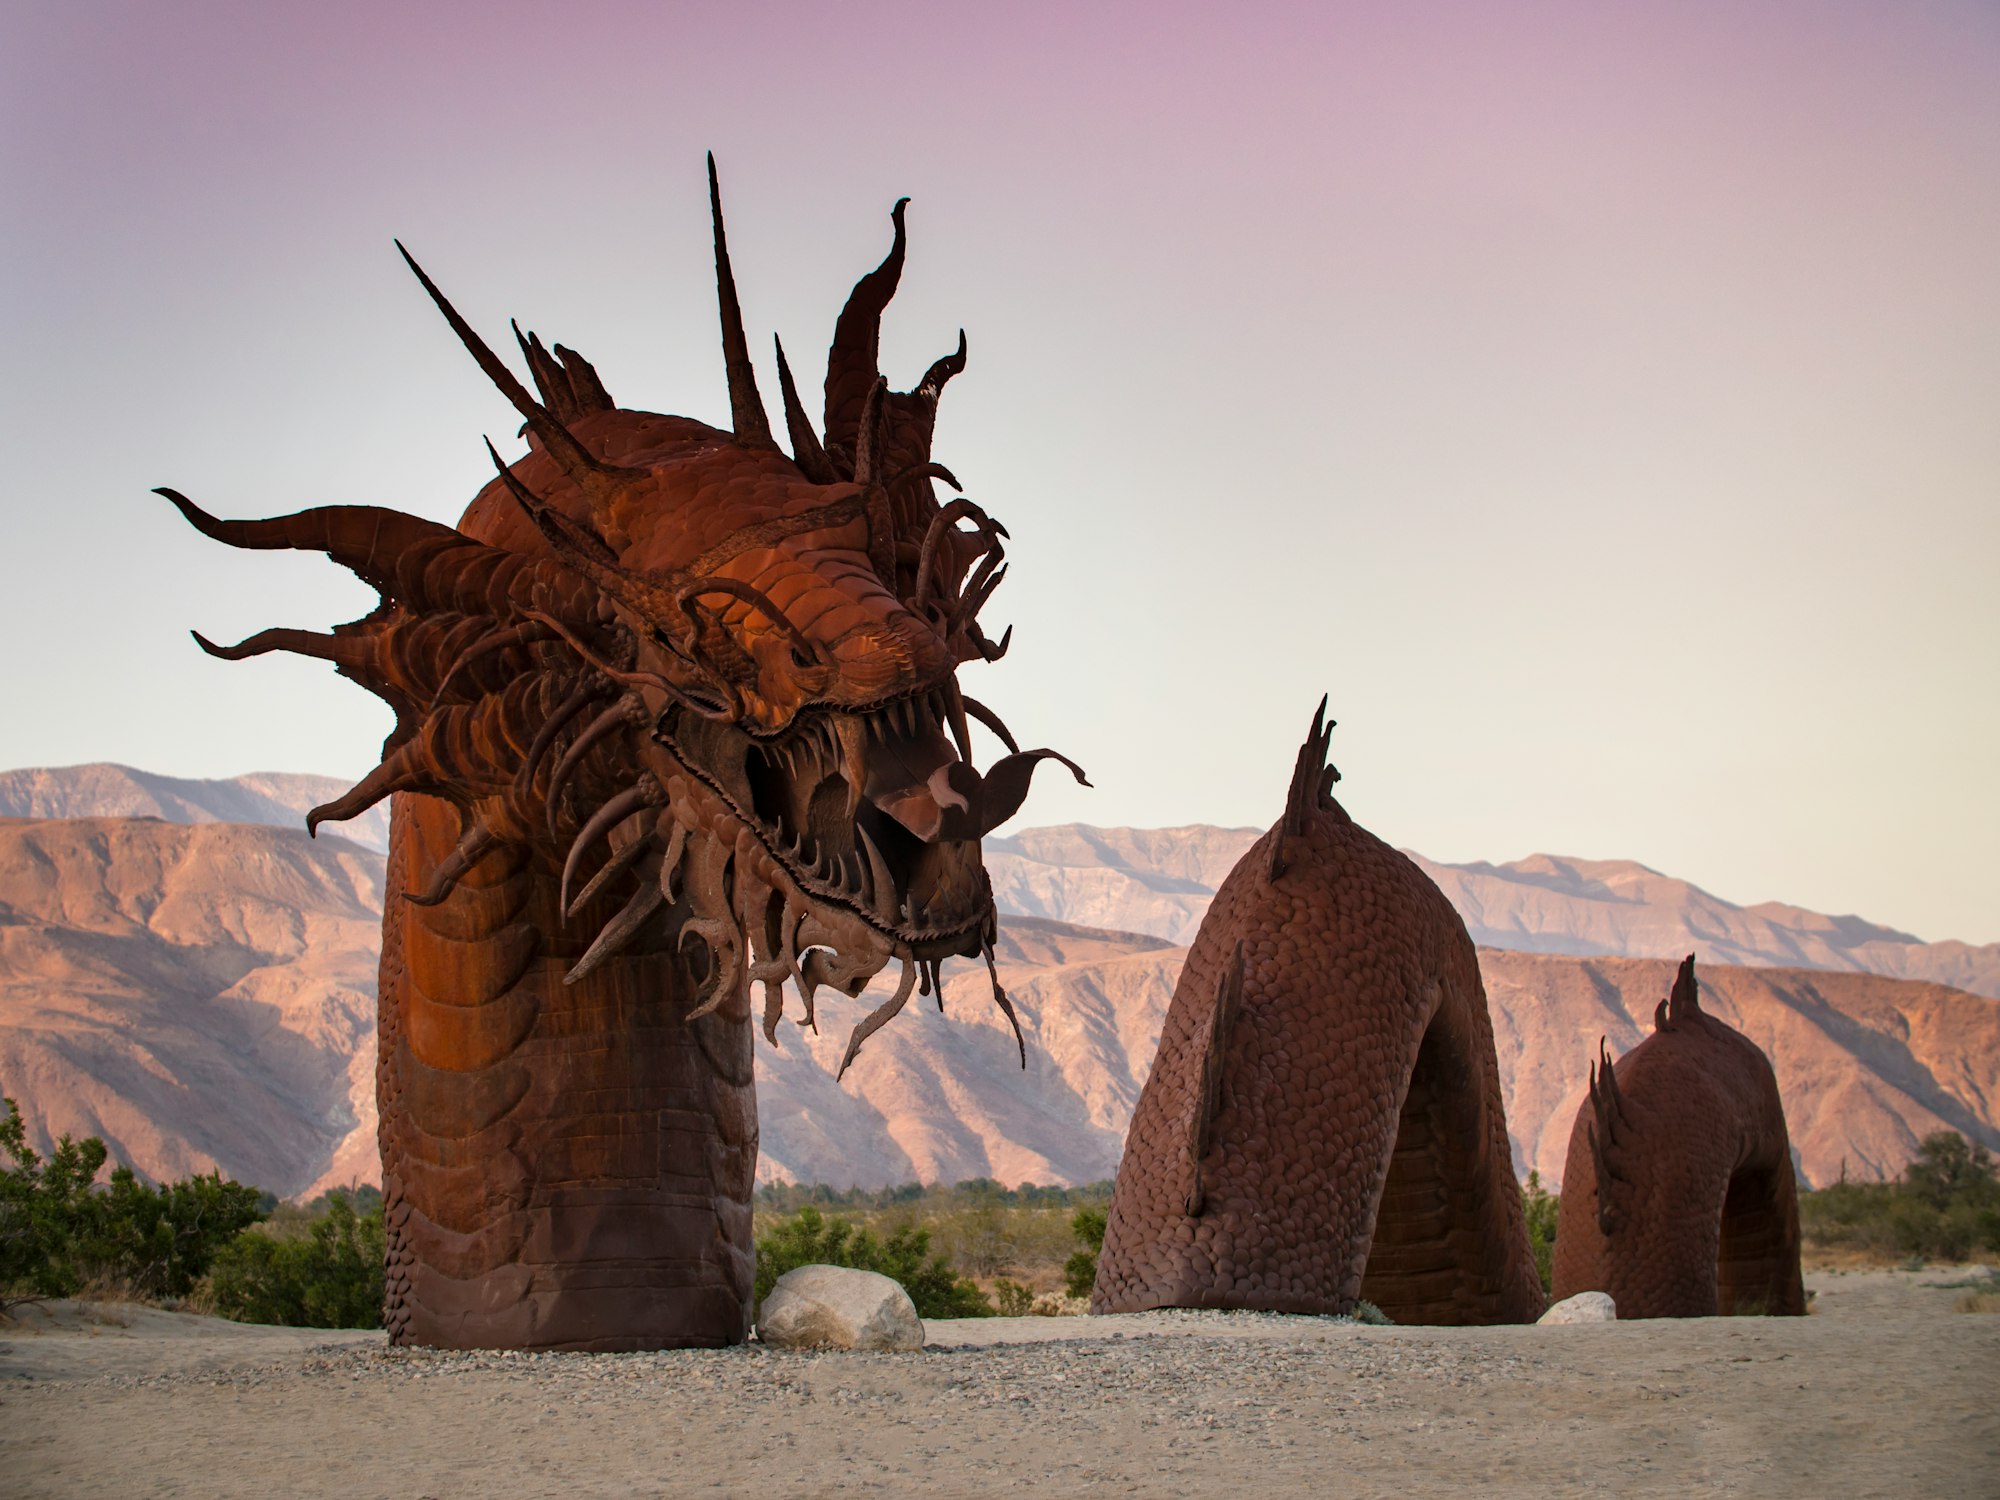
xmin=1092 ymin=703 xmax=1543 ymax=1324
xmin=1551 ymin=956 xmax=1806 ymax=1318
xmin=163 ymin=159 xmax=1083 ymax=1350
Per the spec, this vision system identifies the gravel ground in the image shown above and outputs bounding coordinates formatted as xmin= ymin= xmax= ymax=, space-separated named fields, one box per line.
xmin=2 ymin=1268 xmax=1995 ymax=1498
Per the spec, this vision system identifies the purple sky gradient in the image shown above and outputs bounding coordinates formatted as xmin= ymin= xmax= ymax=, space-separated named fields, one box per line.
xmin=3 ymin=1 xmax=1995 ymax=942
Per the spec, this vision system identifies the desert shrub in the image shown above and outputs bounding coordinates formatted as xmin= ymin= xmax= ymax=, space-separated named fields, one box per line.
xmin=754 ymin=1205 xmax=992 ymax=1319
xmin=207 ymin=1190 xmax=384 ymax=1328
xmin=754 ymin=1180 xmax=1112 ymax=1293
xmin=1800 ymin=1132 xmax=2000 ymax=1262
xmin=1904 ymin=1133 xmax=1997 ymax=1213
xmin=1 ymin=1095 xmax=265 ymax=1303
xmin=1521 ymin=1172 xmax=1560 ymax=1295
xmin=1063 ymin=1206 xmax=1108 ymax=1299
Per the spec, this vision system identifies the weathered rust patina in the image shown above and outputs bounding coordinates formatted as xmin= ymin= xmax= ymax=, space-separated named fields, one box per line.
xmin=163 ymin=160 xmax=1081 ymax=1350
xmin=1093 ymin=703 xmax=1543 ymax=1324
xmin=1552 ymin=955 xmax=1806 ymax=1317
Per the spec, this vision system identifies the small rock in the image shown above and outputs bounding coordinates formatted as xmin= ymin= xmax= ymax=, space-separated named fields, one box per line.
xmin=1538 ymin=1291 xmax=1616 ymax=1324
xmin=757 ymin=1266 xmax=923 ymax=1351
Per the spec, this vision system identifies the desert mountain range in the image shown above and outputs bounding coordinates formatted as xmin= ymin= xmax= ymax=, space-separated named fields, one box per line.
xmin=0 ymin=768 xmax=1994 ymax=1198
xmin=13 ymin=767 xmax=1993 ymax=995
xmin=989 ymin=824 xmax=2000 ymax=999
xmin=0 ymin=764 xmax=392 ymax=853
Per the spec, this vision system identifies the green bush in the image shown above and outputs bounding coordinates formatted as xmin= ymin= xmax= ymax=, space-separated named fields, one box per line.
xmin=1521 ymin=1171 xmax=1560 ymax=1295
xmin=1801 ymin=1131 xmax=2000 ymax=1262
xmin=754 ymin=1205 xmax=992 ymax=1319
xmin=1 ymin=1095 xmax=265 ymax=1302
xmin=207 ymin=1190 xmax=385 ymax=1328
xmin=1063 ymin=1205 xmax=1108 ymax=1299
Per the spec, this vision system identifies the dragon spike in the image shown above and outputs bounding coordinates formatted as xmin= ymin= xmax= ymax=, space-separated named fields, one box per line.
xmin=947 ymin=562 xmax=1007 ymax=636
xmin=159 ymin=488 xmax=454 ymax=593
xmin=158 ymin=488 xmax=603 ymax=630
xmin=306 ymin=735 xmax=436 ymax=837
xmin=403 ymin=821 xmax=502 ymax=908
xmin=560 ymin=776 xmax=663 ymax=915
xmin=563 ymin=880 xmax=665 ymax=986
xmin=824 ymin=197 xmax=909 ymax=474
xmin=969 ymin=621 xmax=1012 ymax=662
xmin=1594 ymin=1037 xmax=1627 ymax=1140
xmin=482 ymin=439 xmax=621 ymax=566
xmin=551 ymin=342 xmax=613 ymax=414
xmin=511 ymin=322 xmax=613 ymax=425
xmin=395 ymin=241 xmax=645 ymax=509
xmin=773 ymin=334 xmax=837 ymax=483
xmin=658 ymin=820 xmax=690 ymax=904
xmin=707 ymin=153 xmax=776 ymax=452
xmin=563 ymin=831 xmax=655 ymax=923
xmin=959 ymin=695 xmax=1021 ymax=755
xmin=674 ymin=576 xmax=819 ymax=668
xmin=1668 ymin=953 xmax=1701 ymax=1024
xmin=190 ymin=626 xmax=374 ymax=674
xmin=982 ymin=939 xmax=1028 ymax=1069
xmin=484 ymin=441 xmax=704 ymax=660
xmin=913 ymin=497 xmax=1002 ymax=616
xmin=916 ymin=329 xmax=967 ymax=401
xmin=851 ymin=377 xmax=888 ymax=489
xmin=1271 ymin=695 xmax=1338 ymax=881
xmin=515 ymin=677 xmax=612 ymax=800
xmin=546 ymin=696 xmax=646 ymax=836
xmin=837 ymin=950 xmax=919 ymax=1079
xmin=431 ymin=620 xmax=554 ymax=708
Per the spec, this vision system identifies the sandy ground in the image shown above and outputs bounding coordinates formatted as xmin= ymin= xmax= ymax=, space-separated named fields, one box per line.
xmin=1 ymin=1268 xmax=1995 ymax=1499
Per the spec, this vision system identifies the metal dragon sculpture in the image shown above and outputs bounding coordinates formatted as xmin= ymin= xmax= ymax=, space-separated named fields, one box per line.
xmin=161 ymin=158 xmax=1084 ymax=1350
xmin=1093 ymin=701 xmax=1545 ymax=1324
xmin=1552 ymin=956 xmax=1806 ymax=1317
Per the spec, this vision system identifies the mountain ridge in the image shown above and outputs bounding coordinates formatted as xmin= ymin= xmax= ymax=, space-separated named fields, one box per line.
xmin=10 ymin=768 xmax=1989 ymax=995
xmin=1 ymin=816 xmax=1992 ymax=1201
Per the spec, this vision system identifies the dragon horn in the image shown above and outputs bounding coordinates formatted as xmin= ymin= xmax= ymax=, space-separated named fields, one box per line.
xmin=1669 ymin=953 xmax=1701 ymax=1023
xmin=823 ymin=197 xmax=908 ymax=474
xmin=774 ymin=334 xmax=837 ymax=483
xmin=395 ymin=240 xmax=645 ymax=510
xmin=916 ymin=329 xmax=967 ymax=401
xmin=851 ymin=377 xmax=888 ymax=488
xmin=511 ymin=323 xmax=614 ymax=425
xmin=707 ymin=153 xmax=776 ymax=452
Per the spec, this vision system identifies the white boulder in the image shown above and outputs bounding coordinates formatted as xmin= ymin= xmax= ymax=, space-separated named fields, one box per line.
xmin=1538 ymin=1291 xmax=1617 ymax=1324
xmin=757 ymin=1265 xmax=924 ymax=1351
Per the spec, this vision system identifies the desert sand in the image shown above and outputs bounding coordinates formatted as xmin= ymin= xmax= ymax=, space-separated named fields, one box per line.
xmin=2 ymin=1267 xmax=1994 ymax=1499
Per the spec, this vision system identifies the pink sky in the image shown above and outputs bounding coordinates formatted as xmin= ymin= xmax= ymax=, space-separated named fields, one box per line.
xmin=2 ymin=1 xmax=1996 ymax=942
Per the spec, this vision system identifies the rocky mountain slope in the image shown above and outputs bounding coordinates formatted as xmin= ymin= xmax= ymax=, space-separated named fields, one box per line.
xmin=0 ymin=765 xmax=390 ymax=852
xmin=0 ymin=817 xmax=383 ymax=1199
xmin=988 ymin=825 xmax=2000 ymax=999
xmin=16 ymin=769 xmax=1990 ymax=996
xmin=2 ymin=815 xmax=1992 ymax=1197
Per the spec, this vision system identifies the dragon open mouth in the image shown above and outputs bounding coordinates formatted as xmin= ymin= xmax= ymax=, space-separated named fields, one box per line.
xmin=655 ymin=680 xmax=1081 ymax=959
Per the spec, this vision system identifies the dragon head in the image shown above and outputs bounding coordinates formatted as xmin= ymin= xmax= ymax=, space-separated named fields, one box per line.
xmin=164 ymin=156 xmax=1084 ymax=1074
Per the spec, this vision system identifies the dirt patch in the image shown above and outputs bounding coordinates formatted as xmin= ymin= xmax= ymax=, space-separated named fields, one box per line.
xmin=1 ymin=1268 xmax=1994 ymax=1498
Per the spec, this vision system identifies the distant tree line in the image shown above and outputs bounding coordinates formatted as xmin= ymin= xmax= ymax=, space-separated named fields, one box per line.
xmin=1800 ymin=1130 xmax=2000 ymax=1261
